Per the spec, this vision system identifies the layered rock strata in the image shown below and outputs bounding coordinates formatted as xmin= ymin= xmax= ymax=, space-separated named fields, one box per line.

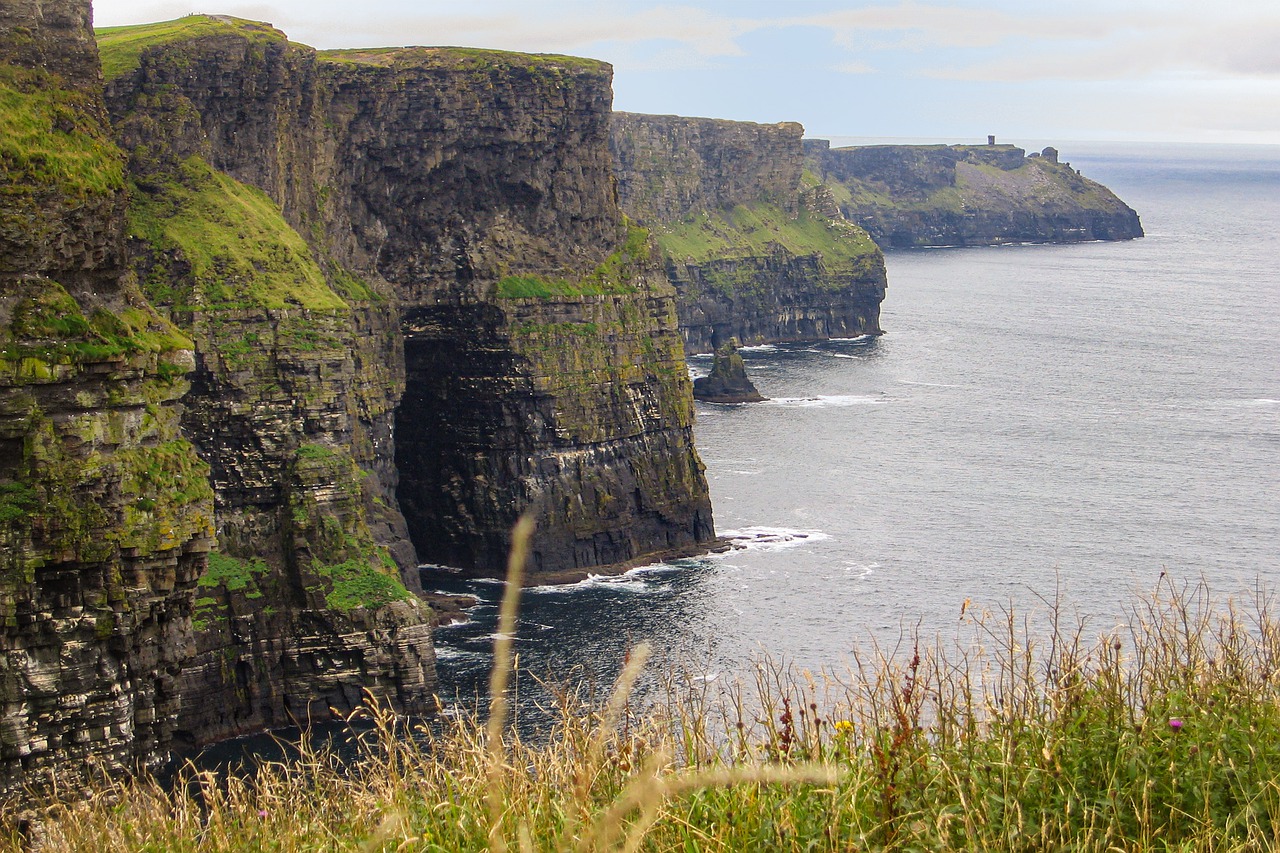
xmin=3 ymin=4 xmax=719 ymax=795
xmin=1 ymin=0 xmax=214 ymax=794
xmin=804 ymin=140 xmax=1144 ymax=248
xmin=98 ymin=19 xmax=434 ymax=747
xmin=315 ymin=51 xmax=714 ymax=577
xmin=611 ymin=113 xmax=887 ymax=354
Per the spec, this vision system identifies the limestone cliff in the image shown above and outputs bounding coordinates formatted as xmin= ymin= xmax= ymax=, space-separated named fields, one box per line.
xmin=317 ymin=50 xmax=714 ymax=577
xmin=611 ymin=113 xmax=886 ymax=354
xmin=99 ymin=30 xmax=714 ymax=571
xmin=1 ymin=4 xmax=718 ymax=795
xmin=98 ymin=19 xmax=434 ymax=747
xmin=804 ymin=140 xmax=1143 ymax=248
xmin=1 ymin=0 xmax=213 ymax=794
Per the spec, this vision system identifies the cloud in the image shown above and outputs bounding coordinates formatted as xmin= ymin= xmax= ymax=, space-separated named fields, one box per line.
xmin=794 ymin=2 xmax=1280 ymax=84
xmin=276 ymin=3 xmax=767 ymax=59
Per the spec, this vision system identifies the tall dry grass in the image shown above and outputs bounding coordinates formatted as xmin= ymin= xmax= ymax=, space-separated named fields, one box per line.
xmin=8 ymin=542 xmax=1280 ymax=851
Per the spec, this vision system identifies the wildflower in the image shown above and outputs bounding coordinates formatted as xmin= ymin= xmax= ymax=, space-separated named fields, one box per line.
xmin=1169 ymin=718 xmax=1183 ymax=731
xmin=258 ymin=810 xmax=268 ymax=819
xmin=834 ymin=720 xmax=854 ymax=735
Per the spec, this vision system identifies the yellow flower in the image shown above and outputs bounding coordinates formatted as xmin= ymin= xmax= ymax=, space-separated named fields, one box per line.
xmin=834 ymin=720 xmax=854 ymax=735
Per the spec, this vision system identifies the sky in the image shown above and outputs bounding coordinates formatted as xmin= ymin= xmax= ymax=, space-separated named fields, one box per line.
xmin=91 ymin=0 xmax=1280 ymax=146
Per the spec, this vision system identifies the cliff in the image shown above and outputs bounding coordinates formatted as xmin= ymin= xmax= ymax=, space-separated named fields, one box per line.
xmin=0 ymin=3 xmax=718 ymax=797
xmin=611 ymin=113 xmax=887 ymax=355
xmin=317 ymin=50 xmax=714 ymax=577
xmin=97 ymin=17 xmax=435 ymax=748
xmin=804 ymin=140 xmax=1144 ymax=248
xmin=1 ymin=0 xmax=214 ymax=793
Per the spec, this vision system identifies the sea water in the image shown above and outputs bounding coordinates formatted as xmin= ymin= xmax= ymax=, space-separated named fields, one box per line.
xmin=427 ymin=142 xmax=1280 ymax=716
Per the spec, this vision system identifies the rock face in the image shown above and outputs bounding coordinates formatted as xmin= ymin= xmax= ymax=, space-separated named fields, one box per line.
xmin=315 ymin=52 xmax=714 ymax=578
xmin=611 ymin=113 xmax=887 ymax=355
xmin=98 ymin=18 xmax=435 ymax=748
xmin=693 ymin=339 xmax=765 ymax=404
xmin=804 ymin=140 xmax=1144 ymax=248
xmin=1 ymin=0 xmax=214 ymax=794
xmin=3 ymin=5 xmax=718 ymax=797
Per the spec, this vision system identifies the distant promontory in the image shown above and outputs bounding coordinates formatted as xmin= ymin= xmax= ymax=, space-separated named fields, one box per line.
xmin=804 ymin=139 xmax=1143 ymax=249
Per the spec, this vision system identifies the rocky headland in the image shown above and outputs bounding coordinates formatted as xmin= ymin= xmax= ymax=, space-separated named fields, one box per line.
xmin=804 ymin=139 xmax=1143 ymax=248
xmin=610 ymin=113 xmax=887 ymax=354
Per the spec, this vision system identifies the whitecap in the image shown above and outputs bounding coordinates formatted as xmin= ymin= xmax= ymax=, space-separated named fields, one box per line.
xmin=764 ymin=395 xmax=886 ymax=409
xmin=718 ymin=526 xmax=830 ymax=552
xmin=737 ymin=343 xmax=779 ymax=353
xmin=897 ymin=379 xmax=963 ymax=388
xmin=432 ymin=645 xmax=489 ymax=661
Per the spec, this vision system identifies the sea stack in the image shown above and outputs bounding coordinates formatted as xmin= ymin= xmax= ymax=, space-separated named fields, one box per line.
xmin=694 ymin=338 xmax=766 ymax=403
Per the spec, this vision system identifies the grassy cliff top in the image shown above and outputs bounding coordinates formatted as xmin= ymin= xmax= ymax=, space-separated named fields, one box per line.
xmin=655 ymin=201 xmax=879 ymax=269
xmin=318 ymin=46 xmax=609 ymax=75
xmin=95 ymin=15 xmax=292 ymax=82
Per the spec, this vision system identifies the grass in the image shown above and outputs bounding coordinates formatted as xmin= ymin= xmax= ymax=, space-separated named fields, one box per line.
xmin=317 ymin=46 xmax=608 ymax=75
xmin=128 ymin=156 xmax=349 ymax=312
xmin=314 ymin=558 xmax=413 ymax=613
xmin=496 ymin=225 xmax=651 ymax=299
xmin=0 ymin=65 xmax=125 ymax=201
xmin=95 ymin=15 xmax=290 ymax=82
xmin=1 ymin=277 xmax=193 ymax=366
xmin=656 ymin=200 xmax=879 ymax=272
xmin=12 ymin=568 xmax=1280 ymax=850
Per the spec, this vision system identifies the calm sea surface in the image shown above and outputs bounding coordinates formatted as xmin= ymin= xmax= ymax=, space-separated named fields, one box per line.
xmin=427 ymin=142 xmax=1280 ymax=714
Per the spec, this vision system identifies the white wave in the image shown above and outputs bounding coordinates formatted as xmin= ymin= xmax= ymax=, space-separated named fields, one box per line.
xmin=897 ymin=379 xmax=963 ymax=388
xmin=844 ymin=561 xmax=879 ymax=579
xmin=525 ymin=574 xmax=670 ymax=595
xmin=432 ymin=645 xmax=489 ymax=661
xmin=764 ymin=394 xmax=886 ymax=409
xmin=718 ymin=526 xmax=830 ymax=552
xmin=737 ymin=343 xmax=779 ymax=353
xmin=826 ymin=335 xmax=876 ymax=343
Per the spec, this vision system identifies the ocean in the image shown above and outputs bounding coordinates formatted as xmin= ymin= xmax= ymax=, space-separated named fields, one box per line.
xmin=428 ymin=141 xmax=1280 ymax=717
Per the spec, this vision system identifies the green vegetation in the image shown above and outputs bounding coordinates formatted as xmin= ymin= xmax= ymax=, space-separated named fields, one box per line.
xmin=1 ymin=278 xmax=192 ymax=367
xmin=315 ymin=558 xmax=412 ymax=613
xmin=198 ymin=553 xmax=270 ymax=592
xmin=0 ymin=65 xmax=125 ymax=201
xmin=496 ymin=226 xmax=651 ymax=299
xmin=21 ymin=578 xmax=1280 ymax=851
xmin=656 ymin=200 xmax=879 ymax=270
xmin=94 ymin=15 xmax=289 ymax=82
xmin=317 ymin=45 xmax=607 ymax=75
xmin=0 ymin=482 xmax=37 ymax=524
xmin=128 ymin=156 xmax=349 ymax=312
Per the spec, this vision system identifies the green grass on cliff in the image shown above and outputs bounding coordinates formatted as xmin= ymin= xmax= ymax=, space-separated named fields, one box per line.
xmin=0 ymin=65 xmax=124 ymax=200
xmin=127 ymin=156 xmax=348 ymax=312
xmin=317 ymin=45 xmax=608 ymax=76
xmin=95 ymin=15 xmax=290 ymax=82
xmin=496 ymin=225 xmax=651 ymax=299
xmin=1 ymin=277 xmax=193 ymax=366
xmin=656 ymin=200 xmax=879 ymax=271
xmin=22 ymin=578 xmax=1280 ymax=851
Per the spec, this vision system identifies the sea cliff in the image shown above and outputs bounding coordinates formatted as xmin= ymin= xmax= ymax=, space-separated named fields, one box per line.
xmin=0 ymin=4 xmax=715 ymax=796
xmin=611 ymin=113 xmax=887 ymax=354
xmin=804 ymin=139 xmax=1143 ymax=248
